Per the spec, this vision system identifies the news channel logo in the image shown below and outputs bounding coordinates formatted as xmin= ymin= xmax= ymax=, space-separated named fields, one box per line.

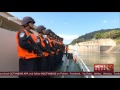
xmin=94 ymin=64 xmax=114 ymax=72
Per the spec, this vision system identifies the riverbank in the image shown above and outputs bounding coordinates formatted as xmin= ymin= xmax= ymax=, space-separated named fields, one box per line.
xmin=69 ymin=39 xmax=120 ymax=53
xmin=104 ymin=44 xmax=120 ymax=53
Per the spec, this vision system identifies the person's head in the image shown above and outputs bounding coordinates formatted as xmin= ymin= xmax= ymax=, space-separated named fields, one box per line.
xmin=57 ymin=36 xmax=60 ymax=41
xmin=51 ymin=32 xmax=55 ymax=39
xmin=49 ymin=30 xmax=54 ymax=39
xmin=61 ymin=38 xmax=63 ymax=42
xmin=45 ymin=29 xmax=52 ymax=38
xmin=59 ymin=37 xmax=62 ymax=41
xmin=21 ymin=16 xmax=35 ymax=30
xmin=36 ymin=25 xmax=46 ymax=36
xmin=56 ymin=36 xmax=58 ymax=41
xmin=49 ymin=31 xmax=53 ymax=37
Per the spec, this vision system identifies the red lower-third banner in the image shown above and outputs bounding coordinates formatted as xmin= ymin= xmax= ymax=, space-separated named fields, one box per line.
xmin=0 ymin=72 xmax=120 ymax=76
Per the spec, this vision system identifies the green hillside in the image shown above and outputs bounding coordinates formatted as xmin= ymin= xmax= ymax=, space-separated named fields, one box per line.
xmin=70 ymin=28 xmax=120 ymax=45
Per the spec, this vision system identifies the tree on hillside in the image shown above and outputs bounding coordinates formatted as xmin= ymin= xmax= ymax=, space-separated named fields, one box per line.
xmin=94 ymin=33 xmax=102 ymax=39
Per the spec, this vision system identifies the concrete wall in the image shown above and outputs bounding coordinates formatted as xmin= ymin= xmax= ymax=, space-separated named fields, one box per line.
xmin=0 ymin=28 xmax=18 ymax=72
xmin=0 ymin=28 xmax=19 ymax=79
xmin=0 ymin=12 xmax=36 ymax=29
xmin=78 ymin=39 xmax=116 ymax=46
xmin=78 ymin=45 xmax=100 ymax=52
xmin=0 ymin=12 xmax=21 ymax=25
xmin=69 ymin=39 xmax=116 ymax=53
xmin=100 ymin=46 xmax=112 ymax=52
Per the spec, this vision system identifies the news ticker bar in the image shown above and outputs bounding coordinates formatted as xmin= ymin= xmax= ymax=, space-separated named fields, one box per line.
xmin=0 ymin=72 xmax=120 ymax=76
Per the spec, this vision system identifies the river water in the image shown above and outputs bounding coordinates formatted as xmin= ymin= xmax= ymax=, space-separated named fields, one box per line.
xmin=78 ymin=52 xmax=120 ymax=78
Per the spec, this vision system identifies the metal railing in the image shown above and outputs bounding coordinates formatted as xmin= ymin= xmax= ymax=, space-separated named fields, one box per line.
xmin=77 ymin=55 xmax=94 ymax=78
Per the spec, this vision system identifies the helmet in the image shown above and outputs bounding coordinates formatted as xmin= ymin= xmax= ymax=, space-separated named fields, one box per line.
xmin=45 ymin=29 xmax=52 ymax=35
xmin=57 ymin=36 xmax=59 ymax=39
xmin=21 ymin=16 xmax=35 ymax=26
xmin=36 ymin=25 xmax=46 ymax=33
xmin=61 ymin=38 xmax=63 ymax=41
xmin=52 ymin=32 xmax=55 ymax=35
xmin=55 ymin=35 xmax=58 ymax=39
xmin=46 ymin=29 xmax=52 ymax=33
xmin=53 ymin=34 xmax=56 ymax=37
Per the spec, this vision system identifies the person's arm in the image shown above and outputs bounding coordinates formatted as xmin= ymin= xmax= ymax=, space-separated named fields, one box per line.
xmin=18 ymin=31 xmax=33 ymax=51
xmin=36 ymin=37 xmax=48 ymax=52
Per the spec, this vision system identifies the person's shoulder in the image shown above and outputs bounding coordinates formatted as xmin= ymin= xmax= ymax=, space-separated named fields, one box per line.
xmin=18 ymin=30 xmax=26 ymax=38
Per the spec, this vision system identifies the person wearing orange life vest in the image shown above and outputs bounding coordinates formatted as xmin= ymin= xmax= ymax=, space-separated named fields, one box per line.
xmin=44 ymin=29 xmax=56 ymax=71
xmin=51 ymin=31 xmax=60 ymax=70
xmin=36 ymin=25 xmax=49 ymax=73
xmin=54 ymin=35 xmax=61 ymax=67
xmin=65 ymin=45 xmax=69 ymax=58
xmin=47 ymin=30 xmax=58 ymax=70
xmin=16 ymin=16 xmax=42 ymax=78
xmin=48 ymin=31 xmax=64 ymax=69
xmin=58 ymin=37 xmax=64 ymax=64
xmin=60 ymin=38 xmax=65 ymax=60
xmin=56 ymin=36 xmax=62 ymax=65
xmin=51 ymin=33 xmax=59 ymax=69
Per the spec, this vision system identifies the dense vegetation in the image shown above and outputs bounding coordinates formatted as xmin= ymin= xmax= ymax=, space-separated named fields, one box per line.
xmin=70 ymin=28 xmax=120 ymax=45
xmin=94 ymin=30 xmax=120 ymax=39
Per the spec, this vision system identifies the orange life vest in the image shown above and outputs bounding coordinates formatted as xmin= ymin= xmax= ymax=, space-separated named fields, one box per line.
xmin=57 ymin=41 xmax=61 ymax=52
xmin=47 ymin=37 xmax=55 ymax=54
xmin=16 ymin=29 xmax=38 ymax=60
xmin=38 ymin=36 xmax=49 ymax=57
xmin=51 ymin=40 xmax=55 ymax=54
xmin=65 ymin=46 xmax=68 ymax=51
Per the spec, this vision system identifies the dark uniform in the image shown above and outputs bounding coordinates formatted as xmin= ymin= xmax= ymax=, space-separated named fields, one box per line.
xmin=36 ymin=25 xmax=48 ymax=73
xmin=45 ymin=29 xmax=56 ymax=71
xmin=16 ymin=17 xmax=42 ymax=78
xmin=60 ymin=38 xmax=65 ymax=63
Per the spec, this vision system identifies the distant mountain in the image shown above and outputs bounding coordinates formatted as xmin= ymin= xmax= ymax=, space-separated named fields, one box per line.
xmin=70 ymin=28 xmax=120 ymax=45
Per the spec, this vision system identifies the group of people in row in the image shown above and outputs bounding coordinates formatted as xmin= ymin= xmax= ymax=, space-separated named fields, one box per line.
xmin=16 ymin=16 xmax=65 ymax=78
